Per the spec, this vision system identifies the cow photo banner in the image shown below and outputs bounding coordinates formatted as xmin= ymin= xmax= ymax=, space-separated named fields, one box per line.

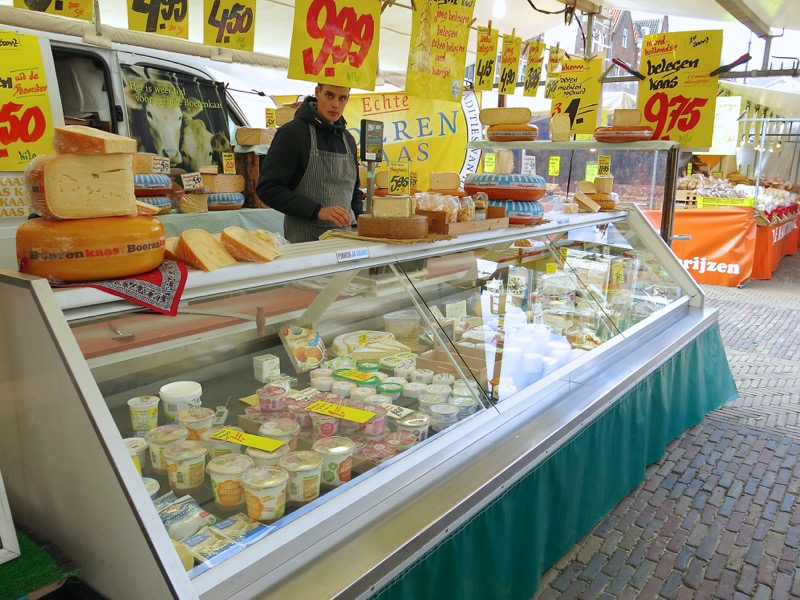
xmin=128 ymin=0 xmax=189 ymax=38
xmin=203 ymin=0 xmax=256 ymax=52
xmin=637 ymin=30 xmax=723 ymax=147
xmin=473 ymin=26 xmax=499 ymax=92
xmin=13 ymin=0 xmax=92 ymax=21
xmin=289 ymin=0 xmax=380 ymax=90
xmin=406 ymin=0 xmax=475 ymax=102
xmin=121 ymin=65 xmax=231 ymax=172
xmin=523 ymin=40 xmax=545 ymax=97
xmin=549 ymin=58 xmax=602 ymax=135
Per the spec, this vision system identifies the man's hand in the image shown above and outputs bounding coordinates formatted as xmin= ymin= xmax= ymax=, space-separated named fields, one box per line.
xmin=318 ymin=205 xmax=352 ymax=228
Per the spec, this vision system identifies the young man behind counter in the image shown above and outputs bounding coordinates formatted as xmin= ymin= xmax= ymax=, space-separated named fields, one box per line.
xmin=256 ymin=83 xmax=365 ymax=243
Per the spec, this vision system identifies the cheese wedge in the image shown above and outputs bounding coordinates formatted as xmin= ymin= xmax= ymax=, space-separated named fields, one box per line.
xmin=235 ymin=127 xmax=276 ymax=146
xmin=201 ymin=174 xmax=245 ymax=194
xmin=429 ymin=172 xmax=461 ymax=190
xmin=550 ymin=114 xmax=571 ymax=142
xmin=132 ymin=153 xmax=170 ymax=174
xmin=53 ymin=125 xmax=137 ymax=154
xmin=372 ymin=195 xmax=415 ymax=218
xmin=178 ymin=193 xmax=209 ymax=213
xmin=25 ymin=153 xmax=136 ymax=219
xmin=574 ymin=191 xmax=601 ymax=212
xmin=221 ymin=226 xmax=282 ymax=262
xmin=136 ymin=200 xmax=161 ymax=216
xmin=612 ymin=109 xmax=642 ymax=128
xmin=176 ymin=229 xmax=238 ymax=271
xmin=163 ymin=236 xmax=179 ymax=260
xmin=577 ymin=180 xmax=596 ymax=193
xmin=479 ymin=107 xmax=532 ymax=125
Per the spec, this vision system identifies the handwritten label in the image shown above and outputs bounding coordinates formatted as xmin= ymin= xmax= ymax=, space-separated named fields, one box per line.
xmin=336 ymin=247 xmax=369 ymax=263
xmin=306 ymin=400 xmax=374 ymax=424
xmin=598 ymin=155 xmax=611 ymax=176
xmin=711 ymin=171 xmax=723 ymax=178
xmin=484 ymin=152 xmax=496 ymax=173
xmin=522 ymin=155 xmax=537 ymax=175
xmin=523 ymin=41 xmax=546 ymax=97
xmin=686 ymin=162 xmax=693 ymax=176
xmin=585 ymin=163 xmax=599 ymax=182
xmin=265 ymin=108 xmax=277 ymax=128
xmin=128 ymin=0 xmax=188 ymax=38
xmin=544 ymin=45 xmax=564 ymax=99
xmin=549 ymin=58 xmax=602 ymax=134
xmin=222 ymin=151 xmax=236 ymax=174
xmin=548 ymin=156 xmax=560 ymax=177
xmin=210 ymin=427 xmax=284 ymax=452
xmin=474 ymin=26 xmax=498 ymax=92
xmin=498 ymin=35 xmax=522 ymax=95
xmin=181 ymin=172 xmax=204 ymax=191
xmin=335 ymin=368 xmax=375 ymax=383
xmin=204 ymin=0 xmax=256 ymax=52
xmin=289 ymin=0 xmax=379 ymax=89
xmin=13 ymin=0 xmax=92 ymax=20
xmin=384 ymin=404 xmax=415 ymax=420
xmin=388 ymin=161 xmax=411 ymax=195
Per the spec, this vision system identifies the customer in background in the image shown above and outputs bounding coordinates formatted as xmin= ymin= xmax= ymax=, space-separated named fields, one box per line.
xmin=256 ymin=83 xmax=364 ymax=243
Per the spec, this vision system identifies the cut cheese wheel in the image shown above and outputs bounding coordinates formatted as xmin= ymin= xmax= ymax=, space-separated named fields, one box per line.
xmin=464 ymin=173 xmax=547 ymax=201
xmin=479 ymin=107 xmax=532 ymax=125
xmin=52 ymin=125 xmax=137 ymax=154
xmin=612 ymin=109 xmax=642 ymax=128
xmin=593 ymin=126 xmax=655 ymax=143
xmin=16 ymin=216 xmax=165 ymax=282
xmin=164 ymin=236 xmax=179 ymax=260
xmin=136 ymin=196 xmax=172 ymax=215
xmin=207 ymin=192 xmax=245 ymax=210
xmin=221 ymin=226 xmax=282 ymax=262
xmin=134 ymin=173 xmax=173 ymax=197
xmin=357 ymin=214 xmax=428 ymax=239
xmin=586 ymin=193 xmax=617 ymax=211
xmin=235 ymin=127 xmax=276 ymax=146
xmin=550 ymin=114 xmax=571 ymax=142
xmin=486 ymin=124 xmax=539 ymax=142
xmin=201 ymin=174 xmax=245 ymax=194
xmin=176 ymin=229 xmax=238 ymax=271
xmin=132 ymin=153 xmax=170 ymax=174
xmin=429 ymin=172 xmax=461 ymax=190
xmin=25 ymin=153 xmax=136 ymax=219
xmin=178 ymin=193 xmax=208 ymax=213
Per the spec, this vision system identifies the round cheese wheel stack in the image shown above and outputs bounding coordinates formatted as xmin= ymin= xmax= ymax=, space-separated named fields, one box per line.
xmin=488 ymin=200 xmax=544 ymax=225
xmin=207 ymin=192 xmax=245 ymax=211
xmin=357 ymin=214 xmax=428 ymax=239
xmin=593 ymin=126 xmax=655 ymax=143
xmin=464 ymin=173 xmax=547 ymax=201
xmin=486 ymin=124 xmax=539 ymax=142
xmin=133 ymin=173 xmax=173 ymax=197
xmin=16 ymin=216 xmax=165 ymax=282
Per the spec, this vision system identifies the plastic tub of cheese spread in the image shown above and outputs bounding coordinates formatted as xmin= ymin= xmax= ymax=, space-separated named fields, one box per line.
xmin=201 ymin=426 xmax=244 ymax=459
xmin=163 ymin=440 xmax=209 ymax=495
xmin=159 ymin=381 xmax=202 ymax=422
xmin=278 ymin=451 xmax=323 ymax=505
xmin=258 ymin=419 xmax=300 ymax=451
xmin=242 ymin=466 xmax=289 ymax=524
xmin=206 ymin=453 xmax=255 ymax=510
xmin=311 ymin=436 xmax=354 ymax=487
xmin=395 ymin=411 xmax=431 ymax=442
xmin=176 ymin=406 xmax=215 ymax=441
xmin=309 ymin=412 xmax=339 ymax=437
xmin=142 ymin=476 xmax=160 ymax=500
xmin=127 ymin=395 xmax=160 ymax=435
xmin=246 ymin=444 xmax=290 ymax=467
xmin=124 ymin=437 xmax=149 ymax=475
xmin=145 ymin=425 xmax=189 ymax=475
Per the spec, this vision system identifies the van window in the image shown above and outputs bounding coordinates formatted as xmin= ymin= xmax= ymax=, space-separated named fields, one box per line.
xmin=53 ymin=50 xmax=116 ymax=132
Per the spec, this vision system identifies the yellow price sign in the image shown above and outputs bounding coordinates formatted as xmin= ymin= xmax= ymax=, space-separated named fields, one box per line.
xmin=549 ymin=58 xmax=603 ymax=135
xmin=334 ymin=369 xmax=375 ymax=383
xmin=474 ymin=26 xmax=499 ymax=92
xmin=128 ymin=0 xmax=188 ymax=38
xmin=523 ymin=41 xmax=546 ymax=98
xmin=484 ymin=152 xmax=496 ymax=173
xmin=686 ymin=163 xmax=693 ymax=176
xmin=265 ymin=108 xmax=277 ymax=129
xmin=222 ymin=152 xmax=236 ymax=175
xmin=388 ymin=161 xmax=411 ymax=195
xmin=306 ymin=400 xmax=375 ymax=424
xmin=498 ymin=35 xmax=522 ymax=95
xmin=203 ymin=0 xmax=256 ymax=52
xmin=239 ymin=394 xmax=259 ymax=406
xmin=585 ymin=163 xmax=599 ymax=181
xmin=598 ymin=155 xmax=611 ymax=176
xmin=548 ymin=156 xmax=560 ymax=177
xmin=210 ymin=427 xmax=284 ymax=452
xmin=14 ymin=0 xmax=92 ymax=19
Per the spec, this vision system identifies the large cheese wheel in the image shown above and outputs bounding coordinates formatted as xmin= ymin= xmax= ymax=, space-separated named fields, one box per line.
xmin=134 ymin=173 xmax=173 ymax=197
xmin=16 ymin=216 xmax=165 ymax=282
xmin=357 ymin=214 xmax=428 ymax=239
xmin=487 ymin=200 xmax=544 ymax=225
xmin=486 ymin=124 xmax=539 ymax=142
xmin=207 ymin=192 xmax=245 ymax=211
xmin=586 ymin=193 xmax=618 ymax=211
xmin=464 ymin=173 xmax=547 ymax=201
xmin=593 ymin=126 xmax=655 ymax=143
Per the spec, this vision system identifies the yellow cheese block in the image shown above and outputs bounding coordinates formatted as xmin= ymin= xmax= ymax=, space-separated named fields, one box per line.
xmin=550 ymin=114 xmax=571 ymax=142
xmin=178 ymin=193 xmax=208 ymax=214
xmin=132 ymin=153 xmax=170 ymax=175
xmin=479 ymin=107 xmax=532 ymax=125
xmin=594 ymin=175 xmax=614 ymax=194
xmin=176 ymin=229 xmax=238 ymax=271
xmin=612 ymin=109 xmax=642 ymax=128
xmin=221 ymin=226 xmax=281 ymax=262
xmin=235 ymin=127 xmax=276 ymax=146
xmin=429 ymin=172 xmax=461 ymax=190
xmin=372 ymin=195 xmax=416 ymax=218
xmin=276 ymin=107 xmax=296 ymax=126
xmin=52 ymin=125 xmax=137 ymax=154
xmin=201 ymin=174 xmax=245 ymax=194
xmin=577 ymin=180 xmax=596 ymax=193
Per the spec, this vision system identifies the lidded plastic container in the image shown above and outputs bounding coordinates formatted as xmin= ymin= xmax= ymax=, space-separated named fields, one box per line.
xmin=278 ymin=451 xmax=324 ymax=504
xmin=145 ymin=425 xmax=189 ymax=475
xmin=311 ymin=436 xmax=355 ymax=487
xmin=163 ymin=440 xmax=209 ymax=494
xmin=242 ymin=466 xmax=289 ymax=523
xmin=206 ymin=453 xmax=254 ymax=510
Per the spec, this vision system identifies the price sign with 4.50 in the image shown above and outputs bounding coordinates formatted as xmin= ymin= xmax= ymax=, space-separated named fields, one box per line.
xmin=289 ymin=0 xmax=380 ymax=90
xmin=203 ymin=0 xmax=256 ymax=52
xmin=128 ymin=0 xmax=189 ymax=38
xmin=0 ymin=31 xmax=55 ymax=171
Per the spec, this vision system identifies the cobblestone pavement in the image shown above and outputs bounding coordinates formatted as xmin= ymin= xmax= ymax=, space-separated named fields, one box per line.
xmin=533 ymin=251 xmax=800 ymax=600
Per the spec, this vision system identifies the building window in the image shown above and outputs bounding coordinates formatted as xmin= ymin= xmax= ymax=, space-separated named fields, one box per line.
xmin=622 ymin=29 xmax=628 ymax=48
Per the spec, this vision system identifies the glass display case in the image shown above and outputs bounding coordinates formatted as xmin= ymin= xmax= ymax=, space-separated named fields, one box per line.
xmin=0 ymin=207 xmax=724 ymax=600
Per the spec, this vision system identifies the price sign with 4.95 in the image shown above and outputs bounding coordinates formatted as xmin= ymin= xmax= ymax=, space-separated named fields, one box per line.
xmin=0 ymin=31 xmax=55 ymax=171
xmin=637 ymin=30 xmax=722 ymax=147
xmin=289 ymin=0 xmax=380 ymax=90
xmin=128 ymin=0 xmax=189 ymax=39
xmin=203 ymin=0 xmax=256 ymax=52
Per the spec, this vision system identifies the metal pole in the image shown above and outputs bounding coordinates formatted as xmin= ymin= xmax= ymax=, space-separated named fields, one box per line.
xmin=761 ymin=35 xmax=772 ymax=71
xmin=586 ymin=13 xmax=595 ymax=55
xmin=660 ymin=146 xmax=680 ymax=245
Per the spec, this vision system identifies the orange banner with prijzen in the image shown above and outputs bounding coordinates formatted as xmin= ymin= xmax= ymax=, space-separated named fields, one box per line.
xmin=751 ymin=218 xmax=798 ymax=280
xmin=644 ymin=207 xmax=756 ymax=287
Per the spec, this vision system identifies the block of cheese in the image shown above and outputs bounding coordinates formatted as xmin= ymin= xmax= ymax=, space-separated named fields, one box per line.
xmin=613 ymin=109 xmax=642 ymax=128
xmin=357 ymin=214 xmax=428 ymax=239
xmin=429 ymin=172 xmax=461 ymax=190
xmin=221 ymin=226 xmax=282 ymax=262
xmin=577 ymin=180 xmax=596 ymax=193
xmin=52 ymin=125 xmax=137 ymax=154
xmin=132 ymin=153 xmax=170 ymax=174
xmin=136 ymin=200 xmax=161 ymax=216
xmin=375 ymin=170 xmax=418 ymax=190
xmin=275 ymin=107 xmax=296 ymax=126
xmin=235 ymin=127 xmax=276 ymax=146
xmin=178 ymin=193 xmax=208 ymax=214
xmin=479 ymin=107 xmax=532 ymax=126
xmin=199 ymin=165 xmax=219 ymax=175
xmin=201 ymin=174 xmax=245 ymax=194
xmin=25 ymin=153 xmax=136 ymax=219
xmin=16 ymin=216 xmax=165 ymax=282
xmin=550 ymin=114 xmax=571 ymax=142
xmin=372 ymin=195 xmax=415 ymax=218
xmin=176 ymin=229 xmax=238 ymax=271
xmin=163 ymin=236 xmax=179 ymax=260
xmin=574 ymin=191 xmax=601 ymax=212
xmin=594 ymin=175 xmax=614 ymax=193
xmin=332 ymin=330 xmax=410 ymax=357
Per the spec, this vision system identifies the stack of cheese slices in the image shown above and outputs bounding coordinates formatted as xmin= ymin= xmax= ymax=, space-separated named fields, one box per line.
xmin=572 ymin=175 xmax=617 ymax=212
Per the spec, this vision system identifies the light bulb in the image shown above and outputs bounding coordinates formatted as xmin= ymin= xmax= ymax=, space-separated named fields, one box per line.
xmin=492 ymin=0 xmax=507 ymax=19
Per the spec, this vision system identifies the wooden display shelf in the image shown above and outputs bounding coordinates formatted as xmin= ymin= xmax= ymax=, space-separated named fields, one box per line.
xmin=417 ymin=206 xmax=509 ymax=235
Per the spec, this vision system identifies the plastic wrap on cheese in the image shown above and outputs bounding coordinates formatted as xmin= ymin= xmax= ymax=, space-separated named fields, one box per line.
xmin=280 ymin=324 xmax=327 ymax=373
xmin=331 ymin=330 xmax=411 ymax=360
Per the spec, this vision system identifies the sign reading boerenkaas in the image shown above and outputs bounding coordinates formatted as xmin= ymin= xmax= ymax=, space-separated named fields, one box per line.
xmin=473 ymin=26 xmax=499 ymax=92
xmin=637 ymin=30 xmax=722 ymax=147
xmin=407 ymin=0 xmax=475 ymax=102
xmin=289 ymin=0 xmax=380 ymax=90
xmin=548 ymin=58 xmax=602 ymax=135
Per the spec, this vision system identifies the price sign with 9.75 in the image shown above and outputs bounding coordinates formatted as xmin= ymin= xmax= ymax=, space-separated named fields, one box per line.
xmin=289 ymin=0 xmax=380 ymax=90
xmin=203 ymin=0 xmax=256 ymax=52
xmin=637 ymin=30 xmax=722 ymax=147
xmin=0 ymin=31 xmax=55 ymax=171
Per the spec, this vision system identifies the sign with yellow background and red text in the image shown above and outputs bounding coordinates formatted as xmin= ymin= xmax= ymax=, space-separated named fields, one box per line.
xmin=523 ymin=40 xmax=546 ymax=97
xmin=13 ymin=0 xmax=92 ymax=20
xmin=343 ymin=91 xmax=482 ymax=191
xmin=497 ymin=34 xmax=521 ymax=95
xmin=549 ymin=58 xmax=602 ymax=135
xmin=638 ymin=30 xmax=722 ymax=148
xmin=473 ymin=26 xmax=499 ymax=92
xmin=544 ymin=45 xmax=564 ymax=99
xmin=406 ymin=0 xmax=475 ymax=102
xmin=128 ymin=0 xmax=188 ymax=38
xmin=203 ymin=0 xmax=256 ymax=52
xmin=289 ymin=0 xmax=379 ymax=90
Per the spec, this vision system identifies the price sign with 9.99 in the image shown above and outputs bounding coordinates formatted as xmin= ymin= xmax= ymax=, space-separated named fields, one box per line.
xmin=637 ymin=30 xmax=722 ymax=147
xmin=289 ymin=0 xmax=380 ymax=91
xmin=204 ymin=0 xmax=256 ymax=52
xmin=0 ymin=31 xmax=55 ymax=171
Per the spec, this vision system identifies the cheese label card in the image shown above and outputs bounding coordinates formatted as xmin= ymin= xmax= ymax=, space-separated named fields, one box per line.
xmin=548 ymin=156 xmax=560 ymax=177
xmin=388 ymin=161 xmax=411 ymax=195
xmin=265 ymin=108 xmax=277 ymax=128
xmin=598 ymin=155 xmax=611 ymax=176
xmin=334 ymin=368 xmax=376 ymax=383
xmin=585 ymin=163 xmax=599 ymax=181
xmin=222 ymin=152 xmax=236 ymax=175
xmin=306 ymin=400 xmax=375 ymax=424
xmin=239 ymin=394 xmax=259 ymax=407
xmin=210 ymin=427 xmax=284 ymax=452
xmin=484 ymin=152 xmax=496 ymax=173
xmin=384 ymin=404 xmax=415 ymax=420
xmin=181 ymin=172 xmax=204 ymax=191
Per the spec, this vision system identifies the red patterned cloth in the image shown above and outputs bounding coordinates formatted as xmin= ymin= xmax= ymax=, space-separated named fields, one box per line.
xmin=55 ymin=260 xmax=187 ymax=315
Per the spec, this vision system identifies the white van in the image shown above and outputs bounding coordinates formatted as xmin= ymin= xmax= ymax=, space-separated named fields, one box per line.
xmin=0 ymin=25 xmax=250 ymax=269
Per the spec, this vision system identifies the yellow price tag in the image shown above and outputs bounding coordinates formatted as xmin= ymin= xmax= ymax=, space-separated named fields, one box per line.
xmin=388 ymin=161 xmax=411 ymax=195
xmin=484 ymin=152 xmax=496 ymax=173
xmin=203 ymin=0 xmax=256 ymax=52
xmin=548 ymin=156 xmax=560 ymax=177
xmin=240 ymin=394 xmax=259 ymax=407
xmin=335 ymin=369 xmax=375 ymax=383
xmin=306 ymin=400 xmax=375 ymax=424
xmin=686 ymin=163 xmax=693 ymax=176
xmin=598 ymin=155 xmax=611 ymax=176
xmin=222 ymin=152 xmax=236 ymax=175
xmin=127 ymin=0 xmax=188 ymax=38
xmin=585 ymin=163 xmax=599 ymax=181
xmin=546 ymin=262 xmax=558 ymax=274
xmin=210 ymin=427 xmax=284 ymax=452
xmin=265 ymin=108 xmax=277 ymax=129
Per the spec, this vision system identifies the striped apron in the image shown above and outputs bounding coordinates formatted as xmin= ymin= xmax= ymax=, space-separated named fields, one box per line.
xmin=283 ymin=123 xmax=357 ymax=243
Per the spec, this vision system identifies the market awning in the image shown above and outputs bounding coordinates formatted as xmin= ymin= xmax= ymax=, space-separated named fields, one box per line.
xmin=721 ymin=80 xmax=800 ymax=118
